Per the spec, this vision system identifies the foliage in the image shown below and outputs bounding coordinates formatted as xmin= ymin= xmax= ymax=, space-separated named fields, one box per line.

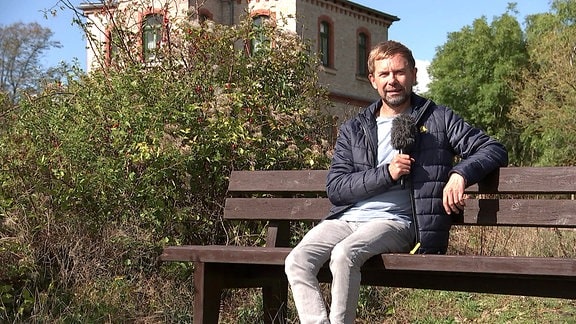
xmin=428 ymin=0 xmax=576 ymax=166
xmin=0 ymin=22 xmax=62 ymax=105
xmin=509 ymin=0 xmax=576 ymax=166
xmin=427 ymin=7 xmax=529 ymax=164
xmin=0 ymin=5 xmax=332 ymax=322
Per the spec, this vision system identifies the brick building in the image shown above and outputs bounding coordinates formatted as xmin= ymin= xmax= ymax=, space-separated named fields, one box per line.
xmin=80 ymin=0 xmax=399 ymax=117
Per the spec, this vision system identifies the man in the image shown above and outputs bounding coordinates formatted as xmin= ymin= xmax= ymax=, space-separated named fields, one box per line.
xmin=284 ymin=40 xmax=508 ymax=323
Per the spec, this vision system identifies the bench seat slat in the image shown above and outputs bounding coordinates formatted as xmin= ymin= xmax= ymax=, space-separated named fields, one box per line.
xmin=160 ymin=245 xmax=292 ymax=264
xmin=378 ymin=254 xmax=576 ymax=277
xmin=160 ymin=245 xmax=576 ymax=278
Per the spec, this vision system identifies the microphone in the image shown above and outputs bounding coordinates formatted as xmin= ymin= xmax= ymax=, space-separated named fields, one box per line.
xmin=391 ymin=114 xmax=417 ymax=189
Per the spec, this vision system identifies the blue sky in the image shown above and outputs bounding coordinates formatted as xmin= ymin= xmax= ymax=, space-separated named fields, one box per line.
xmin=357 ymin=0 xmax=552 ymax=62
xmin=0 ymin=0 xmax=87 ymax=69
xmin=1 ymin=0 xmax=553 ymax=87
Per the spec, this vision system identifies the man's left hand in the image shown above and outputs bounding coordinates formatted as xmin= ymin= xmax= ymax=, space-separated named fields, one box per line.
xmin=443 ymin=173 xmax=466 ymax=215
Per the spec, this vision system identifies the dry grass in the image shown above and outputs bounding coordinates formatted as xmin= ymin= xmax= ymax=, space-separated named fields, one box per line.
xmin=449 ymin=226 xmax=576 ymax=257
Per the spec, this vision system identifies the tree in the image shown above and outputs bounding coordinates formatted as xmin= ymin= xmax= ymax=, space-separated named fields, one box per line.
xmin=508 ymin=0 xmax=576 ymax=166
xmin=0 ymin=22 xmax=62 ymax=105
xmin=427 ymin=6 xmax=529 ymax=163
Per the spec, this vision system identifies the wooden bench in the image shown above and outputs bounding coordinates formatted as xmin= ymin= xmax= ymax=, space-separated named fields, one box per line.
xmin=160 ymin=167 xmax=576 ymax=323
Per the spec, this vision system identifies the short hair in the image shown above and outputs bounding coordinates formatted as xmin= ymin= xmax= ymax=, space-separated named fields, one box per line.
xmin=367 ymin=41 xmax=416 ymax=74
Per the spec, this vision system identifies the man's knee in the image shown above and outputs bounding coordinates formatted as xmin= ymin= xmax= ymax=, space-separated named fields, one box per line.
xmin=329 ymin=244 xmax=353 ymax=269
xmin=285 ymin=247 xmax=305 ymax=279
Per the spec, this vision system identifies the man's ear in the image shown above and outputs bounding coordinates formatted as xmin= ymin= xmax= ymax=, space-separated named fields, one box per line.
xmin=368 ymin=74 xmax=377 ymax=90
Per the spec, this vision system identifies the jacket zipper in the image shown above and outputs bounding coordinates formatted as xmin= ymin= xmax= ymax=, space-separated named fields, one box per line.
xmin=409 ymin=99 xmax=432 ymax=254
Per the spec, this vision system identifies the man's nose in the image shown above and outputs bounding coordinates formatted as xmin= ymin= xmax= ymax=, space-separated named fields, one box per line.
xmin=388 ymin=74 xmax=399 ymax=84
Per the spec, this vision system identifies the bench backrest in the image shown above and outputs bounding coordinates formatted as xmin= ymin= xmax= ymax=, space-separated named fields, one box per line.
xmin=224 ymin=167 xmax=576 ymax=246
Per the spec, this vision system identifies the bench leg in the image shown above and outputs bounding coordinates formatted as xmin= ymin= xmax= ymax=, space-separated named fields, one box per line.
xmin=193 ymin=262 xmax=222 ymax=324
xmin=262 ymin=270 xmax=288 ymax=324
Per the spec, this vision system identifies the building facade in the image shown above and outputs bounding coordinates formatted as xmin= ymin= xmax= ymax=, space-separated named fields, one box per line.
xmin=80 ymin=0 xmax=399 ymax=117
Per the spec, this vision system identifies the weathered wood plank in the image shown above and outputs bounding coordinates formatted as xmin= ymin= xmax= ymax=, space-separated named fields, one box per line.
xmin=227 ymin=167 xmax=576 ymax=194
xmin=228 ymin=170 xmax=327 ymax=193
xmin=193 ymin=263 xmax=221 ymax=324
xmin=224 ymin=198 xmax=330 ymax=221
xmin=496 ymin=166 xmax=576 ymax=193
xmin=161 ymin=246 xmax=576 ymax=279
xmin=379 ymin=254 xmax=576 ymax=276
xmin=464 ymin=199 xmax=576 ymax=227
xmin=160 ymin=245 xmax=292 ymax=264
xmin=224 ymin=197 xmax=576 ymax=227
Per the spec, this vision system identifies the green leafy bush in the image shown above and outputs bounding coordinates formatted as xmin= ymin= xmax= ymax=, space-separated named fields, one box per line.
xmin=0 ymin=13 xmax=332 ymax=322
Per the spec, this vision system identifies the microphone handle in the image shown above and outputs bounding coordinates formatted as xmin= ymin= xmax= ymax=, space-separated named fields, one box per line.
xmin=400 ymin=148 xmax=407 ymax=189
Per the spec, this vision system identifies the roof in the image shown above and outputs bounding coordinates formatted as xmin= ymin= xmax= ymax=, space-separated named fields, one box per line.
xmin=343 ymin=0 xmax=400 ymax=22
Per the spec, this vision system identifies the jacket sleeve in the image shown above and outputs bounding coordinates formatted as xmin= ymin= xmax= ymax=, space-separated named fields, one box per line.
xmin=325 ymin=120 xmax=396 ymax=206
xmin=445 ymin=108 xmax=509 ymax=186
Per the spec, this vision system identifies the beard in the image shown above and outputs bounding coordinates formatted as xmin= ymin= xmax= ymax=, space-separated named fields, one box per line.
xmin=383 ymin=89 xmax=410 ymax=108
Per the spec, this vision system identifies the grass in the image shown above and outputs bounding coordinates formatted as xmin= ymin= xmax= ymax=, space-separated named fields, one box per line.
xmin=217 ymin=287 xmax=576 ymax=323
xmin=360 ymin=289 xmax=576 ymax=323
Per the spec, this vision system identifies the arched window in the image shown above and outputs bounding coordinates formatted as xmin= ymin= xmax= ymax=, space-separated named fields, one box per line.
xmin=357 ymin=32 xmax=369 ymax=77
xmin=318 ymin=16 xmax=334 ymax=68
xmin=319 ymin=21 xmax=330 ymax=67
xmin=106 ymin=28 xmax=121 ymax=65
xmin=199 ymin=13 xmax=210 ymax=24
xmin=197 ymin=8 xmax=213 ymax=24
xmin=142 ymin=13 xmax=163 ymax=61
xmin=251 ymin=15 xmax=270 ymax=54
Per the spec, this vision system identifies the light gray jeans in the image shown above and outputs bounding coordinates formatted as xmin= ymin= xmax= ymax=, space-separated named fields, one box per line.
xmin=284 ymin=218 xmax=414 ymax=324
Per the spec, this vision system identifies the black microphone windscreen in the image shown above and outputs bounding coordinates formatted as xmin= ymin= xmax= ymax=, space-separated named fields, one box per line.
xmin=391 ymin=114 xmax=417 ymax=152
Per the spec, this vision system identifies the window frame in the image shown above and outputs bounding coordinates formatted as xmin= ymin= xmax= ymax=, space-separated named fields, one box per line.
xmin=105 ymin=27 xmax=121 ymax=65
xmin=249 ymin=10 xmax=275 ymax=55
xmin=197 ymin=8 xmax=213 ymax=24
xmin=318 ymin=16 xmax=334 ymax=68
xmin=356 ymin=29 xmax=371 ymax=77
xmin=251 ymin=14 xmax=269 ymax=53
xmin=141 ymin=11 xmax=165 ymax=62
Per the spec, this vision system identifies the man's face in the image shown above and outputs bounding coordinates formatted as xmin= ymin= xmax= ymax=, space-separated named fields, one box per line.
xmin=369 ymin=54 xmax=417 ymax=110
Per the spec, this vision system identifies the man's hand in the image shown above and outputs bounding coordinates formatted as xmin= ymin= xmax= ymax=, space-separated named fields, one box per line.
xmin=388 ymin=153 xmax=413 ymax=181
xmin=443 ymin=173 xmax=467 ymax=214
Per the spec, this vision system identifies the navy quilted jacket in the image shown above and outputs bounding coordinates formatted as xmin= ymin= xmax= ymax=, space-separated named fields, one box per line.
xmin=325 ymin=94 xmax=508 ymax=254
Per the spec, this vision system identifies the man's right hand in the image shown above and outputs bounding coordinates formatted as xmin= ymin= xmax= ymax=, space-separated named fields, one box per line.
xmin=388 ymin=153 xmax=413 ymax=181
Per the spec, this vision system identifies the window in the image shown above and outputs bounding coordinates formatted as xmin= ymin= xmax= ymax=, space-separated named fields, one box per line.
xmin=142 ymin=13 xmax=163 ymax=61
xmin=197 ymin=8 xmax=213 ymax=24
xmin=106 ymin=27 xmax=130 ymax=66
xmin=106 ymin=28 xmax=121 ymax=64
xmin=319 ymin=21 xmax=330 ymax=67
xmin=318 ymin=17 xmax=334 ymax=68
xmin=251 ymin=15 xmax=270 ymax=54
xmin=357 ymin=32 xmax=369 ymax=77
